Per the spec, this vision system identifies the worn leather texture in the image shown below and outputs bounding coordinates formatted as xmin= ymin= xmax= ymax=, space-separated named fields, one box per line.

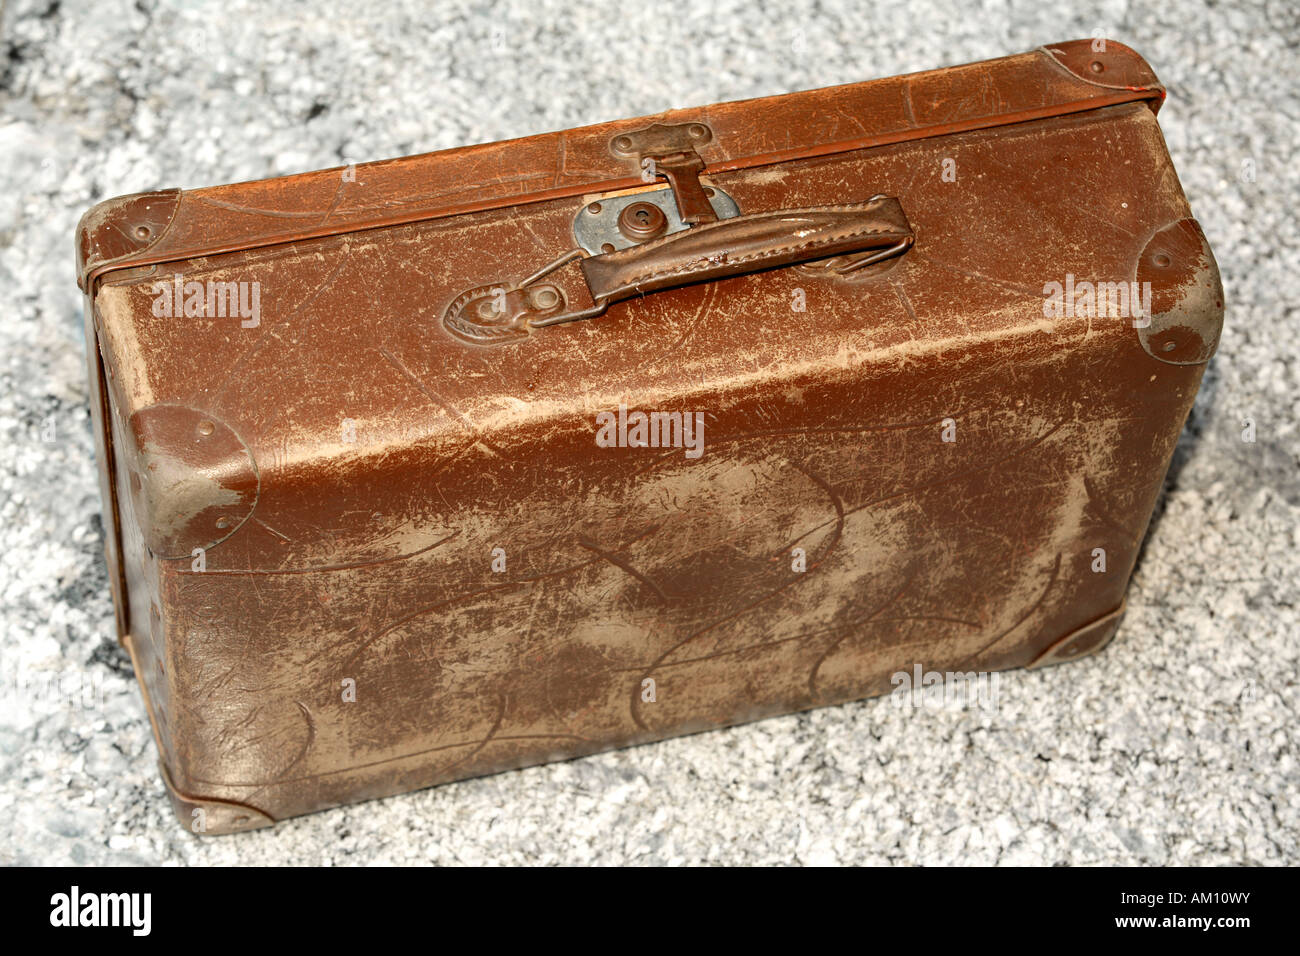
xmin=78 ymin=40 xmax=1222 ymax=832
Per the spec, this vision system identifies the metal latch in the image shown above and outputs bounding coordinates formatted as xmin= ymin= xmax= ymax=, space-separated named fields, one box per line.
xmin=609 ymin=122 xmax=720 ymax=225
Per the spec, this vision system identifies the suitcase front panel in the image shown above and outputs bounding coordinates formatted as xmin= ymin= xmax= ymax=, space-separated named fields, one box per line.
xmin=82 ymin=48 xmax=1221 ymax=831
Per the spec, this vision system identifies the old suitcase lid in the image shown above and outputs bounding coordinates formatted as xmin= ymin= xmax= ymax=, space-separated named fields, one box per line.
xmin=76 ymin=40 xmax=1163 ymax=292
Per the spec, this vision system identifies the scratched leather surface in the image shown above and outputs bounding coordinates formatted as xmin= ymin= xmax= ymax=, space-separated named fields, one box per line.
xmin=81 ymin=44 xmax=1221 ymax=831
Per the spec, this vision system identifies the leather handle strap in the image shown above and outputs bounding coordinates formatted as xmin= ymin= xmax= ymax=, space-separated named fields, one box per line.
xmin=578 ymin=197 xmax=913 ymax=303
xmin=442 ymin=196 xmax=913 ymax=345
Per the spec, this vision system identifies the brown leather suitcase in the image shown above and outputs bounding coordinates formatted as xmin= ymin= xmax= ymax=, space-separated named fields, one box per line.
xmin=76 ymin=40 xmax=1223 ymax=834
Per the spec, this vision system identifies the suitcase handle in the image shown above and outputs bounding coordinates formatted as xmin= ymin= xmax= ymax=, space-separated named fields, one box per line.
xmin=442 ymin=195 xmax=912 ymax=345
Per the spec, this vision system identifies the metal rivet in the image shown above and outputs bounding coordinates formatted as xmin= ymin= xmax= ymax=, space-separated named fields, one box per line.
xmin=216 ymin=516 xmax=231 ymax=529
xmin=134 ymin=225 xmax=152 ymax=239
xmin=1154 ymin=253 xmax=1171 ymax=267
xmin=532 ymin=287 xmax=559 ymax=309
xmin=688 ymin=124 xmax=708 ymax=139
xmin=587 ymin=202 xmax=602 ymax=215
xmin=1162 ymin=341 xmax=1177 ymax=352
xmin=196 ymin=420 xmax=214 ymax=436
xmin=1089 ymin=61 xmax=1105 ymax=73
xmin=601 ymin=242 xmax=616 ymax=254
xmin=613 ymin=136 xmax=632 ymax=152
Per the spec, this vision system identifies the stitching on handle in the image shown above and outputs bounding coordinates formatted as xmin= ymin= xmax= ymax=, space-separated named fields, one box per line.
xmin=606 ymin=219 xmax=907 ymax=289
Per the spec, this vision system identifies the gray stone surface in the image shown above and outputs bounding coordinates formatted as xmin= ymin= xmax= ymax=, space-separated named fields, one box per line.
xmin=0 ymin=0 xmax=1295 ymax=865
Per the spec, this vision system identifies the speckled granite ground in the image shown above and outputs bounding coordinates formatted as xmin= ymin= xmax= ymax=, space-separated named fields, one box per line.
xmin=0 ymin=0 xmax=1296 ymax=865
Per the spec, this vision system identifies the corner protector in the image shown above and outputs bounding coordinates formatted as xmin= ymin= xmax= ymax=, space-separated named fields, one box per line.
xmin=1041 ymin=40 xmax=1166 ymax=111
xmin=76 ymin=188 xmax=182 ymax=292
xmin=1135 ymin=218 xmax=1225 ymax=366
xmin=1027 ymin=601 xmax=1126 ymax=669
xmin=158 ymin=760 xmax=275 ymax=836
xmin=125 ymin=404 xmax=260 ymax=560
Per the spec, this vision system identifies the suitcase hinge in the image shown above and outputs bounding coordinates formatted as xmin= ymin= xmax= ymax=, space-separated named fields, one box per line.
xmin=610 ymin=122 xmax=719 ymax=225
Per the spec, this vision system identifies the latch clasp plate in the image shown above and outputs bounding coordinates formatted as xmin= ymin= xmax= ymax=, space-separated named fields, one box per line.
xmin=573 ymin=184 xmax=739 ymax=255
